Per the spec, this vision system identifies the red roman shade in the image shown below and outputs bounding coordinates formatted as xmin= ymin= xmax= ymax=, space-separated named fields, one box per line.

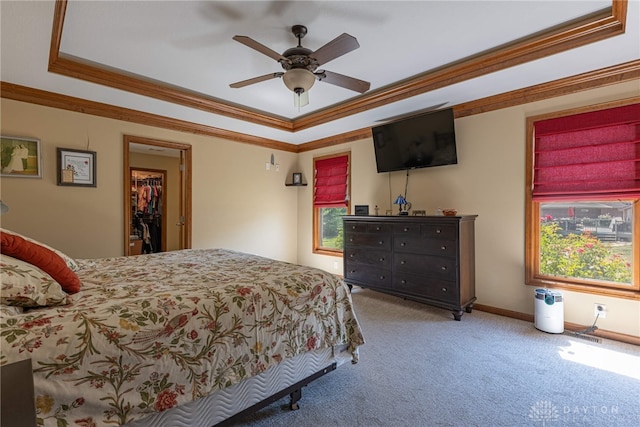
xmin=314 ymin=155 xmax=349 ymax=208
xmin=532 ymin=103 xmax=640 ymax=201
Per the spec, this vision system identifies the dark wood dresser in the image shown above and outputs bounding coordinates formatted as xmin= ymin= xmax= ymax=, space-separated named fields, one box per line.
xmin=343 ymin=215 xmax=477 ymax=320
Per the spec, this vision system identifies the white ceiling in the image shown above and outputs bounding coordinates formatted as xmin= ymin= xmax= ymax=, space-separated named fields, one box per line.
xmin=1 ymin=1 xmax=639 ymax=145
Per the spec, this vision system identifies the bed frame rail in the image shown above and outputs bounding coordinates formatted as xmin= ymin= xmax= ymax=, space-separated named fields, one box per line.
xmin=215 ymin=362 xmax=337 ymax=426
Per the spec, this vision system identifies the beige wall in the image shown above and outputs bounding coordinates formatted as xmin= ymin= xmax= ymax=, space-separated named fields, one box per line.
xmin=0 ymin=99 xmax=299 ymax=262
xmin=1 ymin=80 xmax=639 ymax=337
xmin=297 ymin=80 xmax=640 ymax=337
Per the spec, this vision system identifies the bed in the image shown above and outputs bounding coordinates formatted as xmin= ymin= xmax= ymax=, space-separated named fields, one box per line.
xmin=0 ymin=228 xmax=365 ymax=427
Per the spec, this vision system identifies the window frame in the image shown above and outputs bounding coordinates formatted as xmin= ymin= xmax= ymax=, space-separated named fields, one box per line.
xmin=312 ymin=152 xmax=351 ymax=256
xmin=525 ymin=99 xmax=640 ymax=300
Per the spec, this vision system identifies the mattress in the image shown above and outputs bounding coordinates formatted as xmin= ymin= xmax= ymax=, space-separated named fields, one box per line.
xmin=124 ymin=344 xmax=351 ymax=427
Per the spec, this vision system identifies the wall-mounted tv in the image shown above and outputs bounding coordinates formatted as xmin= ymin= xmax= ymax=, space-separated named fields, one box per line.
xmin=372 ymin=107 xmax=457 ymax=173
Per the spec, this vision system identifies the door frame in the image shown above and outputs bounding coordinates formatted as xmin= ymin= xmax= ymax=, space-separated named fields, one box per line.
xmin=123 ymin=135 xmax=192 ymax=255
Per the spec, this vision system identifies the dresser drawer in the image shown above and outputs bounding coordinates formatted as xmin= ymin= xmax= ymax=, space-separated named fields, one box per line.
xmin=344 ymin=222 xmax=368 ymax=233
xmin=367 ymin=222 xmax=392 ymax=233
xmin=394 ymin=253 xmax=457 ymax=280
xmin=393 ymin=273 xmax=460 ymax=303
xmin=344 ymin=249 xmax=391 ymax=269
xmin=345 ymin=232 xmax=391 ymax=250
xmin=394 ymin=236 xmax=457 ymax=257
xmin=344 ymin=221 xmax=391 ymax=234
xmin=344 ymin=264 xmax=392 ymax=288
xmin=421 ymin=223 xmax=457 ymax=240
xmin=393 ymin=223 xmax=421 ymax=236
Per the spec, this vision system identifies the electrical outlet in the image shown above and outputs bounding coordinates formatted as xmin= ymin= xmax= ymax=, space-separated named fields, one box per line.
xmin=594 ymin=303 xmax=606 ymax=318
xmin=275 ymin=164 xmax=280 ymax=172
xmin=265 ymin=162 xmax=270 ymax=171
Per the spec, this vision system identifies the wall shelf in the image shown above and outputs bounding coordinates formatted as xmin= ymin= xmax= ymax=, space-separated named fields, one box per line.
xmin=286 ymin=172 xmax=306 ymax=186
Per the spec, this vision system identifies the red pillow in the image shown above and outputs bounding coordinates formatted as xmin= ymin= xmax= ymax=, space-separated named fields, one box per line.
xmin=0 ymin=231 xmax=81 ymax=293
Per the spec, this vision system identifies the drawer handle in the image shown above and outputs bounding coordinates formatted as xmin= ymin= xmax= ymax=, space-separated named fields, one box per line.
xmin=403 ymin=227 xmax=409 ymax=232
xmin=400 ymin=260 xmax=406 ymax=265
xmin=349 ymin=238 xmax=353 ymax=242
xmin=378 ymin=240 xmax=384 ymax=245
xmin=400 ymin=242 xmax=406 ymax=247
xmin=350 ymin=270 xmax=356 ymax=274
xmin=352 ymin=225 xmax=357 ymax=230
xmin=401 ymin=279 xmax=407 ymax=284
xmin=436 ymin=229 xmax=442 ymax=234
xmin=375 ymin=226 xmax=381 ymax=231
xmin=441 ymin=266 xmax=447 ymax=271
xmin=379 ymin=275 xmax=385 ymax=280
xmin=441 ymin=287 xmax=448 ymax=292
xmin=378 ymin=257 xmax=385 ymax=262
xmin=350 ymin=253 xmax=355 ymax=258
xmin=441 ymin=245 xmax=447 ymax=250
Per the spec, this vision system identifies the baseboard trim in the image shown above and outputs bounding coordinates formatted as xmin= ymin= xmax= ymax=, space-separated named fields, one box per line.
xmin=473 ymin=303 xmax=639 ymax=346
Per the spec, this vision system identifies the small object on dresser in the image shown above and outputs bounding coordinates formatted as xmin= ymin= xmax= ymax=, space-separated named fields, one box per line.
xmin=442 ymin=209 xmax=458 ymax=216
xmin=412 ymin=210 xmax=426 ymax=216
xmin=355 ymin=205 xmax=369 ymax=216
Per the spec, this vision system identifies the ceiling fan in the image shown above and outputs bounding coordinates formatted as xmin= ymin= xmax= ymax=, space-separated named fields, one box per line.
xmin=230 ymin=25 xmax=371 ymax=108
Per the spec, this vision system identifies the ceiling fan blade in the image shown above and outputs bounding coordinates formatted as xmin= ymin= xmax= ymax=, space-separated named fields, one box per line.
xmin=232 ymin=35 xmax=288 ymax=62
xmin=310 ymin=33 xmax=360 ymax=66
xmin=316 ymin=70 xmax=370 ymax=93
xmin=230 ymin=72 xmax=284 ymax=88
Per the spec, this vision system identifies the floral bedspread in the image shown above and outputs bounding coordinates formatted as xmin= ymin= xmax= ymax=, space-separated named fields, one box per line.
xmin=0 ymin=249 xmax=364 ymax=426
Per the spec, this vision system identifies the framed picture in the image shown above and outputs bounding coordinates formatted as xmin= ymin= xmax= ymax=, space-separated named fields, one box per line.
xmin=292 ymin=173 xmax=302 ymax=185
xmin=0 ymin=136 xmax=42 ymax=178
xmin=57 ymin=148 xmax=97 ymax=187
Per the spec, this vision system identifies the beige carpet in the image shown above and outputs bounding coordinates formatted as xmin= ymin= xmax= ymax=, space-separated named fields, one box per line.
xmin=229 ymin=287 xmax=640 ymax=426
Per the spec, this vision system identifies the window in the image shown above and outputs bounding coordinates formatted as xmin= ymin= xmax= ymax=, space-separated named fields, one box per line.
xmin=525 ymin=102 xmax=640 ymax=297
xmin=313 ymin=153 xmax=350 ymax=255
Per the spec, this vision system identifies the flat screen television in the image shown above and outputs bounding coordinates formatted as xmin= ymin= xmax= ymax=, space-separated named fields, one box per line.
xmin=372 ymin=107 xmax=457 ymax=173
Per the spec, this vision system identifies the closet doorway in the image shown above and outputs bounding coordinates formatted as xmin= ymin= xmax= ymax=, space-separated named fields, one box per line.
xmin=123 ymin=135 xmax=192 ymax=256
xmin=130 ymin=168 xmax=166 ymax=254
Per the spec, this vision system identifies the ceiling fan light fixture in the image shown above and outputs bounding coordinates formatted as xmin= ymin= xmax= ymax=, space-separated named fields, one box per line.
xmin=282 ymin=68 xmax=316 ymax=94
xmin=293 ymin=89 xmax=309 ymax=110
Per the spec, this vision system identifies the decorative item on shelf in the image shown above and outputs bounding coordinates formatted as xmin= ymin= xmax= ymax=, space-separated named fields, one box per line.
xmin=442 ymin=209 xmax=458 ymax=216
xmin=286 ymin=172 xmax=307 ymax=186
xmin=393 ymin=195 xmax=412 ymax=215
xmin=412 ymin=210 xmax=426 ymax=216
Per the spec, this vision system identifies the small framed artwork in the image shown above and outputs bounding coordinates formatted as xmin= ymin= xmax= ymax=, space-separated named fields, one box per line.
xmin=292 ymin=172 xmax=302 ymax=185
xmin=57 ymin=148 xmax=97 ymax=187
xmin=0 ymin=136 xmax=42 ymax=178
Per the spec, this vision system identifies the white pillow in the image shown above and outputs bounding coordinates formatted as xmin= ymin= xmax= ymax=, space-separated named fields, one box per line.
xmin=0 ymin=228 xmax=79 ymax=271
xmin=0 ymin=254 xmax=71 ymax=307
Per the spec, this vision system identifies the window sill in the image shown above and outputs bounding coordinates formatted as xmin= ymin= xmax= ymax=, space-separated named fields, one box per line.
xmin=313 ymin=248 xmax=344 ymax=257
xmin=526 ymin=277 xmax=640 ymax=301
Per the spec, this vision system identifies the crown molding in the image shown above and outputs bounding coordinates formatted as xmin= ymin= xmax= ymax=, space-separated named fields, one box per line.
xmin=47 ymin=0 xmax=628 ymax=134
xmin=2 ymin=59 xmax=638 ymax=153
xmin=0 ymin=81 xmax=297 ymax=153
